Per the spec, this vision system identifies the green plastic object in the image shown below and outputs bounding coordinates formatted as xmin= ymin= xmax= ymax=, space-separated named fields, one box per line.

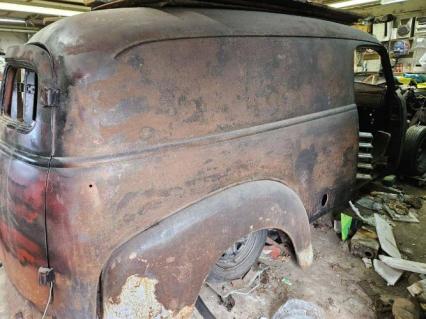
xmin=341 ymin=213 xmax=352 ymax=241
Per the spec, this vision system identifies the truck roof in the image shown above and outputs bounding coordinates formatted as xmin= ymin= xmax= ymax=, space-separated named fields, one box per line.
xmin=29 ymin=7 xmax=379 ymax=60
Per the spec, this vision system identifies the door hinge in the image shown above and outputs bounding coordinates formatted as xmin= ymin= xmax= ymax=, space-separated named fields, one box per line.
xmin=41 ymin=88 xmax=60 ymax=108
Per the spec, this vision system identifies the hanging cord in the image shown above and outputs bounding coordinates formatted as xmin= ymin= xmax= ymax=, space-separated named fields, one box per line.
xmin=41 ymin=282 xmax=53 ymax=319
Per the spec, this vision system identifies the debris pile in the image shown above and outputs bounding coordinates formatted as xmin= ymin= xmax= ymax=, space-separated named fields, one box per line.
xmin=355 ymin=191 xmax=421 ymax=223
xmin=342 ymin=187 xmax=426 ymax=318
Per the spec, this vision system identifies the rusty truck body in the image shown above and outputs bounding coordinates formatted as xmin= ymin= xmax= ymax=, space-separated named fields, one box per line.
xmin=0 ymin=2 xmax=405 ymax=318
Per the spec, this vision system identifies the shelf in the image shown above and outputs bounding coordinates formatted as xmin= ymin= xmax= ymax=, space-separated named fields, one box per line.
xmin=381 ymin=37 xmax=414 ymax=43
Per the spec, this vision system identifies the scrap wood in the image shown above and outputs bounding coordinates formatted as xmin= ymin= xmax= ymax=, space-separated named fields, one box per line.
xmin=379 ymin=255 xmax=426 ymax=275
xmin=407 ymin=279 xmax=426 ymax=297
xmin=374 ymin=214 xmax=401 ymax=259
xmin=392 ymin=297 xmax=420 ymax=319
xmin=407 ymin=278 xmax=426 ymax=305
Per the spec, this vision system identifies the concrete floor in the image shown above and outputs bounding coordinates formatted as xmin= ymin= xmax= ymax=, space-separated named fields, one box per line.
xmin=1 ymin=182 xmax=425 ymax=318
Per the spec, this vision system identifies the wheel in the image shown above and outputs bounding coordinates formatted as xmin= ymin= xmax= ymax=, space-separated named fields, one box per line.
xmin=207 ymin=229 xmax=268 ymax=283
xmin=400 ymin=125 xmax=426 ymax=176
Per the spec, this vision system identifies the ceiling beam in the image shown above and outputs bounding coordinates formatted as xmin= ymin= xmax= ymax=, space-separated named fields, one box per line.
xmin=351 ymin=0 xmax=426 ymax=17
xmin=58 ymin=0 xmax=86 ymax=3
xmin=0 ymin=0 xmax=90 ymax=14
xmin=0 ymin=24 xmax=39 ymax=33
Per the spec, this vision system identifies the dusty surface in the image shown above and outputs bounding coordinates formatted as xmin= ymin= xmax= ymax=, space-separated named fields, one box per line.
xmin=195 ymin=220 xmax=376 ymax=319
xmin=1 ymin=182 xmax=424 ymax=319
xmin=392 ymin=184 xmax=426 ymax=264
xmin=0 ymin=266 xmax=6 ymax=318
xmin=194 ymin=182 xmax=426 ymax=319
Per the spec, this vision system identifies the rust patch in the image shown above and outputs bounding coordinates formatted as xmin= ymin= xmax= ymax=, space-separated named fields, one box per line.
xmin=104 ymin=275 xmax=165 ymax=318
xmin=104 ymin=275 xmax=193 ymax=319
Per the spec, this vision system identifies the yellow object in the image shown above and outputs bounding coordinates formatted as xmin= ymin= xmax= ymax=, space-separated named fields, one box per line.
xmin=396 ymin=76 xmax=417 ymax=86
xmin=352 ymin=24 xmax=371 ymax=34
xmin=418 ymin=83 xmax=426 ymax=89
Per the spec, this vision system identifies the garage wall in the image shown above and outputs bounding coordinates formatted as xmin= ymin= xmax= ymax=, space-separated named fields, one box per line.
xmin=0 ymin=32 xmax=28 ymax=54
xmin=0 ymin=32 xmax=28 ymax=79
xmin=353 ymin=0 xmax=426 ymax=73
xmin=353 ymin=0 xmax=426 ymax=19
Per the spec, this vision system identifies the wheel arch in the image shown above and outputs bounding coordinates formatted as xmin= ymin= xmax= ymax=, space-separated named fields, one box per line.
xmin=99 ymin=180 xmax=312 ymax=318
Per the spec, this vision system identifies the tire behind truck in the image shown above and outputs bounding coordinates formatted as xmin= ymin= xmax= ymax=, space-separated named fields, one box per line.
xmin=400 ymin=125 xmax=426 ymax=176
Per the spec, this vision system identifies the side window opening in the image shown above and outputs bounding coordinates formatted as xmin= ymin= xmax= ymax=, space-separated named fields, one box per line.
xmin=354 ymin=47 xmax=385 ymax=86
xmin=354 ymin=47 xmax=387 ymax=133
xmin=1 ymin=66 xmax=38 ymax=127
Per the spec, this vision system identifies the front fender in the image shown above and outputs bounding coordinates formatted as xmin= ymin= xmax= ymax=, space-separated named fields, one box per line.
xmin=101 ymin=180 xmax=312 ymax=318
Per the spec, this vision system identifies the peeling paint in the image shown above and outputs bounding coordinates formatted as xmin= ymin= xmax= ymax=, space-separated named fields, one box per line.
xmin=104 ymin=275 xmax=167 ymax=319
xmin=104 ymin=275 xmax=193 ymax=319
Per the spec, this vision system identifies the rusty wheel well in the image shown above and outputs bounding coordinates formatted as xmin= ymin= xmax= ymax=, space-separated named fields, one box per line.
xmin=95 ymin=228 xmax=300 ymax=318
xmin=96 ymin=181 xmax=313 ymax=318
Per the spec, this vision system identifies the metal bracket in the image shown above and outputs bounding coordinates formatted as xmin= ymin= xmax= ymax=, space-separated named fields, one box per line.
xmin=41 ymin=88 xmax=60 ymax=108
xmin=38 ymin=267 xmax=55 ymax=286
xmin=26 ymin=84 xmax=36 ymax=95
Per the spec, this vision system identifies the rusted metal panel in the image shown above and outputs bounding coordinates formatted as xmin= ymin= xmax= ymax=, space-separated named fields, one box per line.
xmin=1 ymin=44 xmax=55 ymax=156
xmin=28 ymin=8 xmax=378 ymax=76
xmin=0 ymin=7 xmax=374 ymax=319
xmin=50 ymin=36 xmax=357 ymax=158
xmin=0 ymin=159 xmax=50 ymax=314
xmin=101 ymin=181 xmax=312 ymax=318
xmin=42 ymin=105 xmax=358 ymax=317
xmin=0 ymin=44 xmax=57 ymax=316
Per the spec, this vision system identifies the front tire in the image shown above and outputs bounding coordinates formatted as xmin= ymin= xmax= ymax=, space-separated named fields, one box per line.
xmin=207 ymin=229 xmax=267 ymax=283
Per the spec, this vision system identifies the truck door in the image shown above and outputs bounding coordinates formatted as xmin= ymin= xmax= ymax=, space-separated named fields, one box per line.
xmin=354 ymin=45 xmax=406 ymax=181
xmin=0 ymin=44 xmax=56 ymax=311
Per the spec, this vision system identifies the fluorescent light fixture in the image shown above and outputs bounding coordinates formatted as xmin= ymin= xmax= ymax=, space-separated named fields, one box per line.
xmin=328 ymin=0 xmax=378 ymax=8
xmin=0 ymin=3 xmax=85 ymax=16
xmin=0 ymin=27 xmax=38 ymax=33
xmin=0 ymin=17 xmax=26 ymax=24
xmin=381 ymin=0 xmax=406 ymax=4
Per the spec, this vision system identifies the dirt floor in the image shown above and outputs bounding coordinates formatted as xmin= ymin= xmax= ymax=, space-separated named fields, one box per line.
xmin=0 ymin=181 xmax=425 ymax=318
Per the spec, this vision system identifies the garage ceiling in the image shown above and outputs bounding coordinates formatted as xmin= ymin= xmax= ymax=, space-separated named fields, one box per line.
xmin=0 ymin=0 xmax=91 ymax=33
